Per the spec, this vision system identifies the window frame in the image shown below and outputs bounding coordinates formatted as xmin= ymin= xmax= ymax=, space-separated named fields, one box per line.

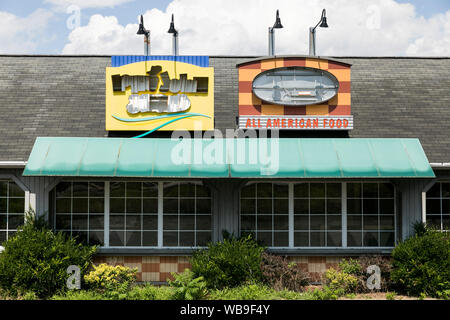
xmin=0 ymin=180 xmax=26 ymax=243
xmin=425 ymin=181 xmax=450 ymax=231
xmin=239 ymin=181 xmax=397 ymax=250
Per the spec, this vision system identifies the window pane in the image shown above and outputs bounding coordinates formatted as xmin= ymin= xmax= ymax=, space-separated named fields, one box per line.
xmin=274 ymin=199 xmax=288 ymax=214
xmin=241 ymin=215 xmax=255 ymax=230
xmin=294 ymin=199 xmax=308 ymax=215
xmin=294 ymin=183 xmax=308 ymax=198
xmin=9 ymin=198 xmax=24 ymax=213
xmin=110 ymin=215 xmax=125 ymax=229
xmin=0 ymin=182 xmax=8 ymax=197
xmin=257 ymin=199 xmax=272 ymax=214
xmin=143 ymin=231 xmax=157 ymax=246
xmin=347 ymin=183 xmax=361 ymax=198
xmin=8 ymin=215 xmax=24 ymax=229
xmin=56 ymin=182 xmax=72 ymax=197
xmin=380 ymin=199 xmax=395 ymax=214
xmin=294 ymin=215 xmax=309 ymax=231
xmin=363 ymin=199 xmax=378 ymax=214
xmin=110 ymin=182 xmax=125 ymax=197
xmin=196 ymin=215 xmax=211 ymax=230
xmin=126 ymin=231 xmax=141 ymax=246
xmin=442 ymin=183 xmax=450 ymax=198
xmin=310 ymin=215 xmax=325 ymax=230
xmin=363 ymin=184 xmax=378 ymax=198
xmin=347 ymin=231 xmax=362 ymax=247
xmin=380 ymin=216 xmax=395 ymax=230
xmin=89 ymin=215 xmax=104 ymax=229
xmin=72 ymin=215 xmax=88 ymax=230
xmin=196 ymin=232 xmax=211 ymax=246
xmin=143 ymin=198 xmax=158 ymax=213
xmin=180 ymin=215 xmax=195 ymax=230
xmin=179 ymin=199 xmax=195 ymax=214
xmin=347 ymin=215 xmax=362 ymax=230
xmin=0 ymin=231 xmax=6 ymax=243
xmin=72 ymin=231 xmax=88 ymax=244
xmin=89 ymin=231 xmax=104 ymax=246
xmin=126 ymin=182 xmax=142 ymax=197
xmin=257 ymin=215 xmax=272 ymax=231
xmin=163 ymin=199 xmax=178 ymax=214
xmin=273 ymin=232 xmax=288 ymax=247
xmin=180 ymin=183 xmax=195 ymax=197
xmin=0 ymin=214 xmax=6 ymax=229
xmin=196 ymin=185 xmax=211 ymax=198
xmin=179 ymin=232 xmax=195 ymax=246
xmin=347 ymin=199 xmax=361 ymax=214
xmin=89 ymin=182 xmax=104 ymax=197
xmin=327 ymin=215 xmax=341 ymax=230
xmin=241 ymin=184 xmax=256 ymax=198
xmin=310 ymin=232 xmax=325 ymax=246
xmin=380 ymin=232 xmax=395 ymax=247
xmin=126 ymin=198 xmax=141 ymax=214
xmin=126 ymin=215 xmax=141 ymax=230
xmin=327 ymin=199 xmax=341 ymax=214
xmin=443 ymin=216 xmax=450 ymax=230
xmin=164 ymin=232 xmax=178 ymax=246
xmin=363 ymin=215 xmax=379 ymax=230
xmin=294 ymin=232 xmax=309 ymax=247
xmin=273 ymin=183 xmax=288 ymax=198
xmin=443 ymin=200 xmax=450 ymax=214
xmin=427 ymin=183 xmax=440 ymax=198
xmin=109 ymin=230 xmax=124 ymax=246
xmin=72 ymin=198 xmax=88 ymax=213
xmin=274 ymin=215 xmax=289 ymax=231
xmin=9 ymin=183 xmax=24 ymax=197
xmin=240 ymin=199 xmax=255 ymax=214
xmin=257 ymin=232 xmax=272 ymax=246
xmin=327 ymin=232 xmax=342 ymax=247
xmin=327 ymin=183 xmax=341 ymax=198
xmin=73 ymin=182 xmax=88 ymax=197
xmin=163 ymin=215 xmax=178 ymax=230
xmin=379 ymin=183 xmax=394 ymax=198
xmin=196 ymin=199 xmax=211 ymax=214
xmin=363 ymin=232 xmax=378 ymax=247
xmin=310 ymin=199 xmax=325 ymax=214
xmin=163 ymin=183 xmax=178 ymax=197
xmin=143 ymin=215 xmax=157 ymax=230
xmin=110 ymin=198 xmax=125 ymax=214
xmin=0 ymin=199 xmax=6 ymax=213
xmin=426 ymin=199 xmax=441 ymax=214
xmin=257 ymin=183 xmax=272 ymax=198
xmin=427 ymin=215 xmax=441 ymax=228
xmin=310 ymin=183 xmax=325 ymax=198
xmin=143 ymin=182 xmax=158 ymax=197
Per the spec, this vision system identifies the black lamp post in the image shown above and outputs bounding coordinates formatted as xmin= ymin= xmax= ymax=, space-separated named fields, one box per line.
xmin=268 ymin=10 xmax=283 ymax=56
xmin=309 ymin=9 xmax=328 ymax=56
xmin=167 ymin=14 xmax=179 ymax=56
xmin=137 ymin=15 xmax=150 ymax=56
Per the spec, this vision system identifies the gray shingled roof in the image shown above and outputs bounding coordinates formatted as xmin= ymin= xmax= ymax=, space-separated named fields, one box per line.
xmin=0 ymin=55 xmax=449 ymax=163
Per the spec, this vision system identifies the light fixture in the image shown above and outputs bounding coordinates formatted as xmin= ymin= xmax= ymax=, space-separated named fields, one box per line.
xmin=137 ymin=15 xmax=150 ymax=56
xmin=167 ymin=14 xmax=179 ymax=56
xmin=309 ymin=9 xmax=328 ymax=56
xmin=268 ymin=10 xmax=283 ymax=56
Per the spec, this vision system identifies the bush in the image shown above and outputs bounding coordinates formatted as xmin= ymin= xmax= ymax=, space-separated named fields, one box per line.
xmin=208 ymin=283 xmax=303 ymax=300
xmin=391 ymin=229 xmax=450 ymax=298
xmin=323 ymin=268 xmax=359 ymax=294
xmin=190 ymin=234 xmax=265 ymax=289
xmin=0 ymin=211 xmax=96 ymax=298
xmin=168 ymin=269 xmax=207 ymax=300
xmin=260 ymin=253 xmax=309 ymax=292
xmin=84 ymin=263 xmax=137 ymax=291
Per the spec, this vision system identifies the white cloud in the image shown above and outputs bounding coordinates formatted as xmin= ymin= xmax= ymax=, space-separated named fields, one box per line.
xmin=45 ymin=0 xmax=134 ymax=9
xmin=62 ymin=0 xmax=450 ymax=56
xmin=0 ymin=9 xmax=53 ymax=54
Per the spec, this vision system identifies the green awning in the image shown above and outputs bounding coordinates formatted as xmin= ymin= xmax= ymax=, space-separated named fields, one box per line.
xmin=23 ymin=137 xmax=435 ymax=178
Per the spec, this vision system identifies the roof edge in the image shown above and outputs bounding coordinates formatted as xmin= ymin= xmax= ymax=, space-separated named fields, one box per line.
xmin=236 ymin=55 xmax=352 ymax=68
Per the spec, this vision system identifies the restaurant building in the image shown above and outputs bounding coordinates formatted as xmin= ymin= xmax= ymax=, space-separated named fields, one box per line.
xmin=0 ymin=53 xmax=449 ymax=282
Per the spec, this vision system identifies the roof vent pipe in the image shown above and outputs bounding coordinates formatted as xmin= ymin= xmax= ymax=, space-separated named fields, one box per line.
xmin=268 ymin=10 xmax=283 ymax=56
xmin=168 ymin=14 xmax=179 ymax=56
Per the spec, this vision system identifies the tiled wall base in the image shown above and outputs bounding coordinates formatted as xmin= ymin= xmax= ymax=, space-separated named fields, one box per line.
xmin=93 ymin=255 xmax=347 ymax=283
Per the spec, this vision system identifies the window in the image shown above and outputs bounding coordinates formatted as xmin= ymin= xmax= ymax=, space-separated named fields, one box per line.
xmin=347 ymin=183 xmax=395 ymax=247
xmin=163 ymin=182 xmax=212 ymax=247
xmin=54 ymin=182 xmax=104 ymax=245
xmin=426 ymin=182 xmax=450 ymax=231
xmin=109 ymin=182 xmax=158 ymax=247
xmin=240 ymin=183 xmax=289 ymax=247
xmin=294 ymin=183 xmax=342 ymax=247
xmin=52 ymin=181 xmax=212 ymax=248
xmin=0 ymin=180 xmax=25 ymax=242
xmin=239 ymin=182 xmax=396 ymax=249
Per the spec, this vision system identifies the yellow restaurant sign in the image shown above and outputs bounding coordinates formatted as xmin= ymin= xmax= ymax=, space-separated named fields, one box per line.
xmin=105 ymin=58 xmax=214 ymax=133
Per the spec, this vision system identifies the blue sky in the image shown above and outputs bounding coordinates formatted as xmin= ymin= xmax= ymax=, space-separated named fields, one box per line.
xmin=0 ymin=0 xmax=449 ymax=55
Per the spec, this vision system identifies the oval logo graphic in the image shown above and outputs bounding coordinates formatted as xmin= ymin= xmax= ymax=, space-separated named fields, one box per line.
xmin=252 ymin=67 xmax=339 ymax=106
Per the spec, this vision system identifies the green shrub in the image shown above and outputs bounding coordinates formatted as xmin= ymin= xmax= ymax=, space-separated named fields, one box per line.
xmin=338 ymin=258 xmax=362 ymax=275
xmin=168 ymin=269 xmax=207 ymax=300
xmin=190 ymin=234 xmax=265 ymax=289
xmin=305 ymin=286 xmax=345 ymax=300
xmin=391 ymin=229 xmax=450 ymax=298
xmin=0 ymin=211 xmax=96 ymax=298
xmin=260 ymin=253 xmax=309 ymax=291
xmin=84 ymin=263 xmax=137 ymax=291
xmin=208 ymin=283 xmax=303 ymax=300
xmin=385 ymin=292 xmax=397 ymax=300
xmin=323 ymin=268 xmax=359 ymax=294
